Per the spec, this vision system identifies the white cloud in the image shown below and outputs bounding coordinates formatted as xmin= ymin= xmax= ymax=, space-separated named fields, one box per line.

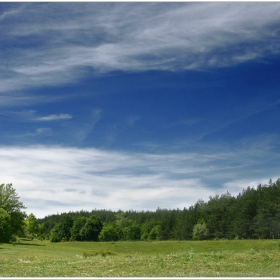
xmin=0 ymin=144 xmax=278 ymax=218
xmin=2 ymin=110 xmax=72 ymax=122
xmin=0 ymin=3 xmax=25 ymax=21
xmin=37 ymin=113 xmax=72 ymax=121
xmin=35 ymin=128 xmax=52 ymax=135
xmin=221 ymin=177 xmax=280 ymax=198
xmin=0 ymin=2 xmax=279 ymax=97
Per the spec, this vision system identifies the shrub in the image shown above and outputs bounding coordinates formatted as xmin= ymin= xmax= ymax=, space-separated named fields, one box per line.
xmin=192 ymin=222 xmax=209 ymax=240
xmin=82 ymin=250 xmax=117 ymax=258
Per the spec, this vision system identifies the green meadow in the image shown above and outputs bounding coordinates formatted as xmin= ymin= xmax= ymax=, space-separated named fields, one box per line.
xmin=1 ymin=239 xmax=280 ymax=277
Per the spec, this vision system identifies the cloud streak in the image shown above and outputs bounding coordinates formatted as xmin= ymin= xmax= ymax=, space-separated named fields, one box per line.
xmin=37 ymin=113 xmax=72 ymax=121
xmin=0 ymin=110 xmax=73 ymax=123
xmin=0 ymin=143 xmax=278 ymax=218
xmin=0 ymin=2 xmax=280 ymax=98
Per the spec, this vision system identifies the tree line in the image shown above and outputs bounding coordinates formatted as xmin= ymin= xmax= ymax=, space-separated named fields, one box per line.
xmin=1 ymin=179 xmax=280 ymax=243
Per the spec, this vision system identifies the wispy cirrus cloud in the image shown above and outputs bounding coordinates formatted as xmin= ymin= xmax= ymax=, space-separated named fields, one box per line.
xmin=0 ymin=2 xmax=280 ymax=98
xmin=0 ymin=139 xmax=278 ymax=217
xmin=1 ymin=110 xmax=72 ymax=122
xmin=126 ymin=116 xmax=140 ymax=127
xmin=37 ymin=113 xmax=72 ymax=121
xmin=69 ymin=108 xmax=102 ymax=142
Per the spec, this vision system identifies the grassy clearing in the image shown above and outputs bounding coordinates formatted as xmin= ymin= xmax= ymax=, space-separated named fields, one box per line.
xmin=1 ymin=239 xmax=280 ymax=277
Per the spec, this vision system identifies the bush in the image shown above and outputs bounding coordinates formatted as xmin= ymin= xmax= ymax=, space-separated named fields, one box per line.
xmin=83 ymin=250 xmax=117 ymax=258
xmin=192 ymin=222 xmax=209 ymax=240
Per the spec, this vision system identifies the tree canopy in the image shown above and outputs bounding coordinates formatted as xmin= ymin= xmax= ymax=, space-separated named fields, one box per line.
xmin=0 ymin=183 xmax=26 ymax=242
xmin=0 ymin=208 xmax=11 ymax=243
xmin=0 ymin=183 xmax=26 ymax=214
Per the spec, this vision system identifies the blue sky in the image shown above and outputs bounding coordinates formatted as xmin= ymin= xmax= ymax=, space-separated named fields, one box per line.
xmin=1 ymin=2 xmax=280 ymax=218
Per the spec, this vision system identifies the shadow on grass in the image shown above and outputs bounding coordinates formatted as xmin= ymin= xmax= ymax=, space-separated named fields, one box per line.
xmin=12 ymin=242 xmax=46 ymax=247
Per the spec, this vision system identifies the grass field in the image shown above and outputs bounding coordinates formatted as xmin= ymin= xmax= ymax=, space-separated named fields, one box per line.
xmin=1 ymin=239 xmax=280 ymax=277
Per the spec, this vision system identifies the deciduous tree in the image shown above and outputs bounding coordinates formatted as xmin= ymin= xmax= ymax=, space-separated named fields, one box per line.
xmin=80 ymin=214 xmax=102 ymax=241
xmin=192 ymin=220 xmax=209 ymax=240
xmin=25 ymin=213 xmax=39 ymax=238
xmin=70 ymin=217 xmax=87 ymax=241
xmin=0 ymin=184 xmax=26 ymax=240
xmin=0 ymin=208 xmax=11 ymax=243
xmin=98 ymin=224 xmax=122 ymax=241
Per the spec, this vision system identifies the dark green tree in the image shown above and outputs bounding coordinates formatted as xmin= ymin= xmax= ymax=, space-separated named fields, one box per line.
xmin=205 ymin=192 xmax=236 ymax=239
xmin=158 ymin=210 xmax=176 ymax=240
xmin=148 ymin=225 xmax=159 ymax=240
xmin=98 ymin=224 xmax=122 ymax=241
xmin=123 ymin=223 xmax=141 ymax=240
xmin=80 ymin=214 xmax=103 ymax=241
xmin=49 ymin=224 xmax=62 ymax=242
xmin=49 ymin=215 xmax=74 ymax=242
xmin=70 ymin=217 xmax=87 ymax=241
xmin=140 ymin=220 xmax=159 ymax=240
xmin=0 ymin=208 xmax=12 ymax=243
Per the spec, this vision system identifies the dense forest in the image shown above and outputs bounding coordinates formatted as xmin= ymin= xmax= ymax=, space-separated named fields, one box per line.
xmin=1 ymin=179 xmax=280 ymax=243
xmin=36 ymin=178 xmax=280 ymax=242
